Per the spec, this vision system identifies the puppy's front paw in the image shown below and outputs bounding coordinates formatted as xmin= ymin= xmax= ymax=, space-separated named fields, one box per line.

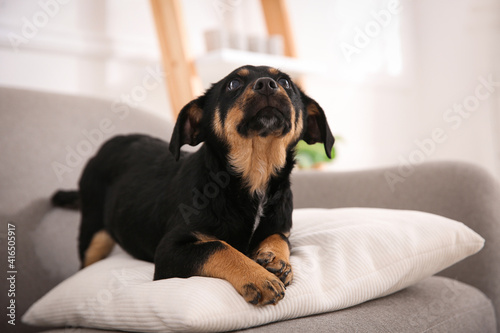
xmin=241 ymin=271 xmax=285 ymax=306
xmin=253 ymin=250 xmax=293 ymax=287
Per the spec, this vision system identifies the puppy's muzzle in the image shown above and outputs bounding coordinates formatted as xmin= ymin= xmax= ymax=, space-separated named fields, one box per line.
xmin=248 ymin=106 xmax=286 ymax=136
xmin=237 ymin=77 xmax=292 ymax=137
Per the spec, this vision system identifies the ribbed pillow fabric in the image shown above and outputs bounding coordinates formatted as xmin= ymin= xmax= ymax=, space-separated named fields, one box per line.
xmin=22 ymin=208 xmax=484 ymax=332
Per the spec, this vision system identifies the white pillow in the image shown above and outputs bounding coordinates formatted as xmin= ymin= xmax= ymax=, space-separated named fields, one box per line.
xmin=23 ymin=208 xmax=484 ymax=332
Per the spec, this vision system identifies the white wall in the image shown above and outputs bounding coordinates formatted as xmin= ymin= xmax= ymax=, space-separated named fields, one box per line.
xmin=287 ymin=0 xmax=500 ymax=178
xmin=0 ymin=0 xmax=171 ymax=121
xmin=1 ymin=0 xmax=499 ymax=178
xmin=411 ymin=0 xmax=499 ymax=176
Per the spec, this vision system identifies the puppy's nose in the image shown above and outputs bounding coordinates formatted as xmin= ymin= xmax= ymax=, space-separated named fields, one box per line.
xmin=253 ymin=77 xmax=278 ymax=96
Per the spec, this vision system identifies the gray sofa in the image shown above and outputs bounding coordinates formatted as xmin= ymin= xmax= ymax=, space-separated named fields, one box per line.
xmin=1 ymin=86 xmax=498 ymax=333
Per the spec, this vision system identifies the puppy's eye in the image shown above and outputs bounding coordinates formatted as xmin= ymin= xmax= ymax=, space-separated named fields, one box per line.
xmin=278 ymin=78 xmax=290 ymax=89
xmin=227 ymin=79 xmax=241 ymax=91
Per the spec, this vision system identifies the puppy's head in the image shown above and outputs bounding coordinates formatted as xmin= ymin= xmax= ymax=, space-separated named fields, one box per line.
xmin=170 ymin=65 xmax=334 ymax=193
xmin=170 ymin=66 xmax=334 ymax=157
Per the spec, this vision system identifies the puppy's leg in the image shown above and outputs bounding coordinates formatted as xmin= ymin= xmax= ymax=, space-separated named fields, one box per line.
xmin=78 ymin=166 xmax=112 ymax=268
xmin=83 ymin=230 xmax=115 ymax=267
xmin=154 ymin=234 xmax=285 ymax=306
xmin=78 ymin=209 xmax=115 ymax=268
xmin=252 ymin=233 xmax=293 ymax=287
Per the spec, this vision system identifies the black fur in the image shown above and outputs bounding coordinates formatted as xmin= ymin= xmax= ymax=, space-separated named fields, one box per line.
xmin=52 ymin=65 xmax=334 ymax=284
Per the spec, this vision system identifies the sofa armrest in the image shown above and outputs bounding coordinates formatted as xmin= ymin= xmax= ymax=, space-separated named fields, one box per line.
xmin=291 ymin=161 xmax=500 ymax=327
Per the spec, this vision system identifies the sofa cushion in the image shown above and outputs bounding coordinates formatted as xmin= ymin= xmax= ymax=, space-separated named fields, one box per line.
xmin=23 ymin=207 xmax=484 ymax=332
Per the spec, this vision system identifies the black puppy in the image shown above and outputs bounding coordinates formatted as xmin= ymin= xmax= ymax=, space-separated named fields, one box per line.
xmin=53 ymin=65 xmax=334 ymax=306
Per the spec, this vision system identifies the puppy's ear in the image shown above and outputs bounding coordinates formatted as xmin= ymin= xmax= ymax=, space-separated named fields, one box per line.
xmin=301 ymin=93 xmax=335 ymax=158
xmin=169 ymin=96 xmax=205 ymax=160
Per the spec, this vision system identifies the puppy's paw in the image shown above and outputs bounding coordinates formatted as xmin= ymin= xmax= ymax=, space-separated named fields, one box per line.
xmin=240 ymin=271 xmax=285 ymax=306
xmin=253 ymin=250 xmax=293 ymax=287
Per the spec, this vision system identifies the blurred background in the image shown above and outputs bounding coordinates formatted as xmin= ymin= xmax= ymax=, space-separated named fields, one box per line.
xmin=0 ymin=0 xmax=499 ymax=177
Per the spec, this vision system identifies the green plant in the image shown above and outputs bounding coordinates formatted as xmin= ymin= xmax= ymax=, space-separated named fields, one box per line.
xmin=295 ymin=140 xmax=337 ymax=169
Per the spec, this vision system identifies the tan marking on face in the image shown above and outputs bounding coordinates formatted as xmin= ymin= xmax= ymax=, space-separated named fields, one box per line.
xmin=237 ymin=68 xmax=250 ymax=76
xmin=293 ymin=110 xmax=304 ymax=141
xmin=200 ymin=239 xmax=285 ymax=305
xmin=268 ymin=67 xmax=279 ymax=75
xmin=83 ymin=230 xmax=115 ymax=267
xmin=218 ymin=87 xmax=303 ymax=195
xmin=213 ymin=107 xmax=224 ymax=138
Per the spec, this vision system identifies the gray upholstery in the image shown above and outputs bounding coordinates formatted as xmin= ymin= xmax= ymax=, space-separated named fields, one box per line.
xmin=238 ymin=277 xmax=496 ymax=333
xmin=0 ymin=87 xmax=497 ymax=333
